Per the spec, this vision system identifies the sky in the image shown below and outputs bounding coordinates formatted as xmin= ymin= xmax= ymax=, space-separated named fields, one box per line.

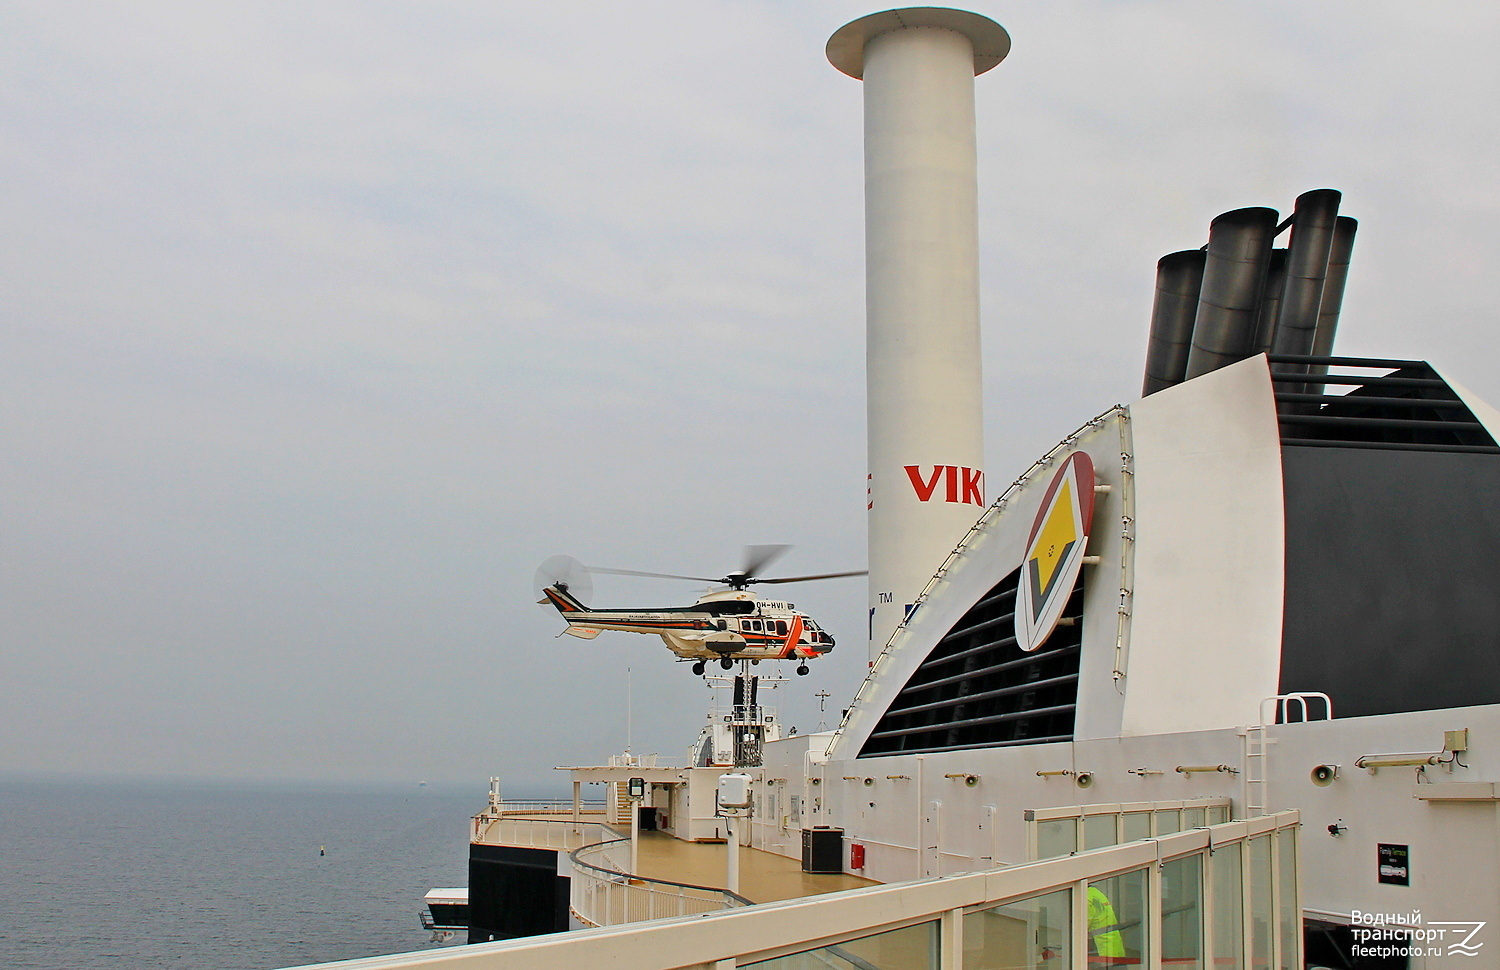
xmin=2 ymin=1 xmax=1496 ymax=792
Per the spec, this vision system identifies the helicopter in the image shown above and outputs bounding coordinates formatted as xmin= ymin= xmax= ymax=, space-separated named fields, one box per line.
xmin=535 ymin=545 xmax=864 ymax=676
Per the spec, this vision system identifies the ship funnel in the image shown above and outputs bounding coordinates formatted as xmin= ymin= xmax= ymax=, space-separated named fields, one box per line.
xmin=829 ymin=9 xmax=1009 ymax=660
xmin=1185 ymin=207 xmax=1279 ymax=380
xmin=1142 ymin=250 xmax=1206 ymax=395
xmin=1252 ymin=249 xmax=1289 ymax=354
xmin=1141 ymin=192 xmax=1357 ymax=395
xmin=1270 ymin=189 xmax=1343 ymax=357
xmin=1306 ymin=216 xmax=1358 ymax=395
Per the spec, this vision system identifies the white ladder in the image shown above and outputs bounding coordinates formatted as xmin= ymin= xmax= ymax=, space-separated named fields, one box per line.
xmin=1245 ymin=693 xmax=1334 ymax=816
xmin=1243 ymin=722 xmax=1269 ymax=817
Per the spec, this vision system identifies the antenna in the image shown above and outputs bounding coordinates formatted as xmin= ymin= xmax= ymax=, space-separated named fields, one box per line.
xmin=626 ymin=666 xmax=633 ymax=756
xmin=816 ymin=690 xmax=832 ymax=731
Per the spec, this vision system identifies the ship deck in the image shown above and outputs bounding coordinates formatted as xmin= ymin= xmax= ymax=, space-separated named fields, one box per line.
xmin=630 ymin=830 xmax=876 ymax=903
xmin=477 ymin=811 xmax=875 ymax=903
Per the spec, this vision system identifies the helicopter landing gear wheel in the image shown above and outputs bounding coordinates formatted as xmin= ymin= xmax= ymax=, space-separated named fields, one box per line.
xmin=691 ymin=660 xmax=705 ymax=676
xmin=796 ymin=664 xmax=809 ymax=676
xmin=720 ymin=657 xmax=734 ymax=670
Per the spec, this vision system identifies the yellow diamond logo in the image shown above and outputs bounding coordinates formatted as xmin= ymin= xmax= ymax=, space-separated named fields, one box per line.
xmin=1028 ymin=479 xmax=1078 ymax=604
xmin=1016 ymin=451 xmax=1096 ymax=652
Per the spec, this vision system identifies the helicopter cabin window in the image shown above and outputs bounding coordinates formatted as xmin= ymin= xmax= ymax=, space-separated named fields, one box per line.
xmin=776 ymin=621 xmax=788 ymax=636
xmin=751 ymin=620 xmax=763 ymax=632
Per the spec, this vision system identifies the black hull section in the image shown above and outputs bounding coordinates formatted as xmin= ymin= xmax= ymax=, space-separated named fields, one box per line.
xmin=466 ymin=844 xmax=569 ymax=943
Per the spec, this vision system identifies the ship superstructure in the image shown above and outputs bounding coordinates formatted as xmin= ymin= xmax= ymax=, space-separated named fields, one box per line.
xmin=289 ymin=8 xmax=1499 ymax=970
xmin=427 ymin=356 xmax=1500 ymax=968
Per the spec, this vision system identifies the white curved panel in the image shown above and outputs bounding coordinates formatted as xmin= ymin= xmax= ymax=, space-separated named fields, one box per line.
xmin=1121 ymin=355 xmax=1285 ymax=736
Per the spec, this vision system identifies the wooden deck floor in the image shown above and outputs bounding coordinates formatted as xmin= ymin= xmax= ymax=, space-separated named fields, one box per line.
xmin=631 ymin=830 xmax=877 ymax=903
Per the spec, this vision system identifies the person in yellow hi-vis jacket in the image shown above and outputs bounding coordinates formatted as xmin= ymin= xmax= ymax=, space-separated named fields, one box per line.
xmin=1088 ymin=885 xmax=1127 ymax=961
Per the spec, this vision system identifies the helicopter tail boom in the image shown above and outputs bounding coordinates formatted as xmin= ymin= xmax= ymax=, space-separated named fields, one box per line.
xmin=543 ymin=584 xmax=588 ymax=613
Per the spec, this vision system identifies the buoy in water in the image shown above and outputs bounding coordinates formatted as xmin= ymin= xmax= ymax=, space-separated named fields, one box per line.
xmin=320 ymin=846 xmax=325 ymax=856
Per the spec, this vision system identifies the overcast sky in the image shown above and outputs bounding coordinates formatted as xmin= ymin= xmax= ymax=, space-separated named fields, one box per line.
xmin=2 ymin=1 xmax=1496 ymax=792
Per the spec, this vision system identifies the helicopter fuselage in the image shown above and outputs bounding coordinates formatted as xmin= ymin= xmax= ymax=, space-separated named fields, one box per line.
xmin=541 ymin=585 xmax=834 ymax=663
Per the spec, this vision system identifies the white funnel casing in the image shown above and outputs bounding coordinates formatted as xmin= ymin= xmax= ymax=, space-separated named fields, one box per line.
xmin=828 ymin=9 xmax=1009 ymax=661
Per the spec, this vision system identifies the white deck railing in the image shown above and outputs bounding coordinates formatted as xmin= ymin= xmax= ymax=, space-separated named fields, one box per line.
xmin=285 ymin=810 xmax=1301 ymax=970
xmin=569 ymin=838 xmax=750 ymax=928
xmin=483 ymin=798 xmax=606 ymax=814
xmin=471 ymin=812 xmax=616 ymax=852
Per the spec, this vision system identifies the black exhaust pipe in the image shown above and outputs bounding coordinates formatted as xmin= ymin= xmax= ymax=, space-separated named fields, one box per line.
xmin=1252 ymin=248 xmax=1289 ymax=354
xmin=1139 ymin=191 xmax=1357 ymax=399
xmin=1185 ymin=207 xmax=1279 ymax=380
xmin=1306 ymin=216 xmax=1358 ymax=395
xmin=1142 ymin=250 xmax=1207 ymax=395
xmin=1271 ymin=189 xmax=1343 ymax=359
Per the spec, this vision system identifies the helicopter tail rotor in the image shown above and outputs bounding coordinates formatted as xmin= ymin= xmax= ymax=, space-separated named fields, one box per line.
xmin=533 ymin=554 xmax=594 ymax=606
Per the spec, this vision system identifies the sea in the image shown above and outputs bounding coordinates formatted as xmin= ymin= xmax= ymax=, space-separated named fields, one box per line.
xmin=0 ymin=775 xmax=541 ymax=970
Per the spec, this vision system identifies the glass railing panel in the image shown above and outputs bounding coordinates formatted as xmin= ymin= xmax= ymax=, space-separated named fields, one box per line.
xmin=1083 ymin=814 xmax=1116 ymax=850
xmin=1121 ymin=813 xmax=1150 ymax=843
xmin=743 ymin=919 xmax=939 ymax=969
xmin=1036 ymin=818 xmax=1078 ymax=860
xmin=1276 ymin=828 xmax=1298 ymax=970
xmin=1210 ymin=841 xmax=1244 ymax=970
xmin=1248 ymin=834 xmax=1273 ymax=970
xmin=1205 ymin=805 xmax=1230 ymax=825
xmin=1154 ymin=809 xmax=1181 ymax=835
xmin=1161 ymin=853 xmax=1203 ymax=970
xmin=963 ymin=887 xmax=1071 ymax=969
xmin=1089 ymin=867 xmax=1148 ymax=966
xmin=1182 ymin=806 xmax=1206 ymax=829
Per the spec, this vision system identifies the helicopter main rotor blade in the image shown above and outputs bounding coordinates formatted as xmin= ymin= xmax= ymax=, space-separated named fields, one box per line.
xmin=586 ymin=565 xmax=720 ymax=583
xmin=740 ymin=544 xmax=792 ymax=579
xmin=756 ymin=570 xmax=869 ymax=585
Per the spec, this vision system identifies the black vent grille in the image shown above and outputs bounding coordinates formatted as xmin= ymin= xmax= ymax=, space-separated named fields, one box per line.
xmin=857 ymin=566 xmax=1084 ymax=758
xmin=1270 ymin=354 xmax=1499 ymax=454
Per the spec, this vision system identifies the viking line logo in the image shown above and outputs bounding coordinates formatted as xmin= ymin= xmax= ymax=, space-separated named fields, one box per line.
xmin=903 ymin=465 xmax=984 ymax=506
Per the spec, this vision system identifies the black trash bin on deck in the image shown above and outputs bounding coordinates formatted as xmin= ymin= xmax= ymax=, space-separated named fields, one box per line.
xmin=801 ymin=826 xmax=843 ymax=874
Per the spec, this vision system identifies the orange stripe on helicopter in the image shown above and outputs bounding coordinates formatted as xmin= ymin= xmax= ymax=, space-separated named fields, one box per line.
xmin=546 ymin=588 xmax=580 ymax=612
xmin=783 ymin=614 xmax=805 ymax=658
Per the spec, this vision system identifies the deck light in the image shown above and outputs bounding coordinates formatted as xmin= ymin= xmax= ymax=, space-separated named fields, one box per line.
xmin=1354 ymin=752 xmax=1447 ymax=769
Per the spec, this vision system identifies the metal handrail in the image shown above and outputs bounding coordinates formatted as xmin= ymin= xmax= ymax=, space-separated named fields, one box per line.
xmin=482 ymin=809 xmax=608 ymax=820
xmin=471 ymin=814 xmax=620 ymax=851
xmin=283 ymin=810 xmax=1303 ymax=970
xmin=477 ymin=799 xmax=607 ymax=813
xmin=1260 ymin=691 xmax=1333 ymax=725
xmin=569 ymin=838 xmax=753 ymax=906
